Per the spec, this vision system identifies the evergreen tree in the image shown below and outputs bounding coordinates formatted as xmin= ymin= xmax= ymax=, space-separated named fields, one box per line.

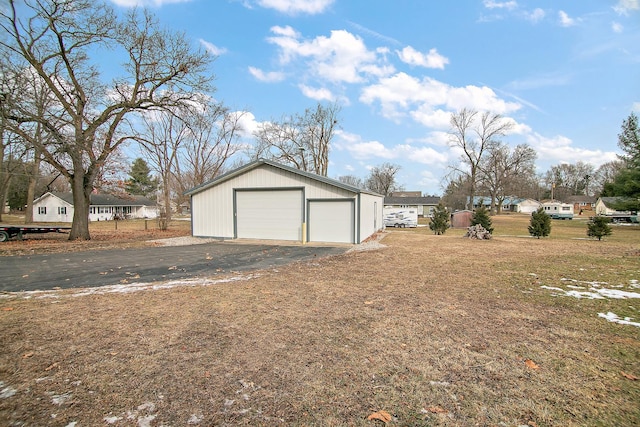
xmin=528 ymin=207 xmax=551 ymax=239
xmin=587 ymin=216 xmax=612 ymax=241
xmin=603 ymin=113 xmax=640 ymax=211
xmin=429 ymin=203 xmax=450 ymax=235
xmin=125 ymin=158 xmax=158 ymax=199
xmin=471 ymin=205 xmax=493 ymax=234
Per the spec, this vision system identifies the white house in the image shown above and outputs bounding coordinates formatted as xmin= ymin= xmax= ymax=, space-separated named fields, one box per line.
xmin=33 ymin=192 xmax=158 ymax=222
xmin=186 ymin=159 xmax=385 ymax=244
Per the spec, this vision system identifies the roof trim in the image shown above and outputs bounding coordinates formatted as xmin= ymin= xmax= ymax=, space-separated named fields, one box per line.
xmin=185 ymin=159 xmax=383 ymax=197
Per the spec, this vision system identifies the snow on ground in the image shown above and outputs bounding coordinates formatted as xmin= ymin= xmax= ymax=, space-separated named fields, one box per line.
xmin=540 ymin=278 xmax=640 ymax=327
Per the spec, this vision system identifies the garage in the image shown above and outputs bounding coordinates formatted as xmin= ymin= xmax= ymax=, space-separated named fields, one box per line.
xmin=308 ymin=199 xmax=354 ymax=243
xmin=236 ymin=189 xmax=303 ymax=240
xmin=187 ymin=159 xmax=384 ymax=244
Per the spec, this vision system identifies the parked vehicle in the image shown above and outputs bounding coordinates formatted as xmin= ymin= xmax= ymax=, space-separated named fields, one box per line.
xmin=541 ymin=202 xmax=574 ymax=220
xmin=0 ymin=225 xmax=71 ymax=242
xmin=383 ymin=208 xmax=418 ymax=228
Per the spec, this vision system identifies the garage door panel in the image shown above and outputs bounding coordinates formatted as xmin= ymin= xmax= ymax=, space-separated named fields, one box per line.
xmin=309 ymin=200 xmax=354 ymax=243
xmin=236 ymin=190 xmax=302 ymax=240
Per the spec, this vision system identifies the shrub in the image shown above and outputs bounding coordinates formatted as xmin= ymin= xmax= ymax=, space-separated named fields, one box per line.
xmin=471 ymin=205 xmax=493 ymax=234
xmin=429 ymin=203 xmax=450 ymax=235
xmin=528 ymin=207 xmax=551 ymax=239
xmin=587 ymin=216 xmax=612 ymax=241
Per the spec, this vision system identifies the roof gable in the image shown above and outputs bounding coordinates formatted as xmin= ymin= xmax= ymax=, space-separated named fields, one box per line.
xmin=35 ymin=192 xmax=155 ymax=207
xmin=185 ymin=159 xmax=383 ymax=197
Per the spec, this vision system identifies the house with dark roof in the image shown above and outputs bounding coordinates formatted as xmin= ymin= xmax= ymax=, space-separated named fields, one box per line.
xmin=384 ymin=193 xmax=440 ymax=217
xmin=32 ymin=192 xmax=158 ymax=222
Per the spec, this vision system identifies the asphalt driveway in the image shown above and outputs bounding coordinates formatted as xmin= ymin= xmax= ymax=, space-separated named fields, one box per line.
xmin=0 ymin=242 xmax=347 ymax=293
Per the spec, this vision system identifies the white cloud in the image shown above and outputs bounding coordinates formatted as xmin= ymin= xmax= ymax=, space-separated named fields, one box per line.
xmin=256 ymin=0 xmax=334 ymax=15
xmin=525 ymin=8 xmax=545 ymax=23
xmin=248 ymin=66 xmax=286 ymax=82
xmin=299 ymin=84 xmax=334 ymax=101
xmin=265 ymin=27 xmax=389 ymax=84
xmin=612 ymin=22 xmax=624 ymax=33
xmin=558 ymin=10 xmax=576 ymax=27
xmin=483 ymin=0 xmax=518 ymax=10
xmin=110 ymin=0 xmax=190 ymax=6
xmin=632 ymin=102 xmax=640 ymax=112
xmin=199 ymin=39 xmax=227 ymax=56
xmin=525 ymin=132 xmax=618 ymax=167
xmin=614 ymin=0 xmax=639 ymax=15
xmin=397 ymin=46 xmax=449 ymax=69
xmin=360 ymin=72 xmax=520 ymax=123
xmin=335 ymin=131 xmax=449 ymax=166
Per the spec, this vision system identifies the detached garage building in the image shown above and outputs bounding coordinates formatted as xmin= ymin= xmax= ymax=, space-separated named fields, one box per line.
xmin=186 ymin=159 xmax=384 ymax=244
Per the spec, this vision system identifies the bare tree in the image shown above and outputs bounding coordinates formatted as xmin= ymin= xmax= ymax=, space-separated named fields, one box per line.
xmin=478 ymin=143 xmax=537 ymax=213
xmin=448 ymin=108 xmax=513 ymax=209
xmin=593 ymin=160 xmax=624 ymax=196
xmin=543 ymin=162 xmax=595 ymax=200
xmin=175 ymin=105 xmax=246 ymax=202
xmin=337 ymin=175 xmax=364 ymax=189
xmin=0 ymin=0 xmax=212 ymax=239
xmin=251 ymin=102 xmax=340 ymax=176
xmin=365 ymin=163 xmax=402 ymax=196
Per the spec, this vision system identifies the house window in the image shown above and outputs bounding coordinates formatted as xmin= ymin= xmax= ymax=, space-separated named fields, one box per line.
xmin=58 ymin=206 xmax=67 ymax=215
xmin=38 ymin=206 xmax=47 ymax=215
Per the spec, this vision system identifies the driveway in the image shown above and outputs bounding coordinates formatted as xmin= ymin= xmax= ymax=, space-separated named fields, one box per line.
xmin=0 ymin=242 xmax=348 ymax=292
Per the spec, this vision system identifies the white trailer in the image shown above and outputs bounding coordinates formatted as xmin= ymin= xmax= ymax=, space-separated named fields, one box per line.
xmin=542 ymin=202 xmax=574 ymax=220
xmin=383 ymin=207 xmax=418 ymax=228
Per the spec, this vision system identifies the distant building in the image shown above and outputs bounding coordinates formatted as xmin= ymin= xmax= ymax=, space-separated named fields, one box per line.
xmin=384 ymin=192 xmax=441 ymax=217
xmin=33 ymin=192 xmax=158 ymax=222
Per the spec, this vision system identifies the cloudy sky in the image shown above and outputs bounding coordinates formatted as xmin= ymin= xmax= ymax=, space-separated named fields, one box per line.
xmin=110 ymin=0 xmax=640 ymax=195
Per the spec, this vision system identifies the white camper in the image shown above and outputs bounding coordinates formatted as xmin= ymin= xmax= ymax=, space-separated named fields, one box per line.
xmin=383 ymin=207 xmax=418 ymax=228
xmin=542 ymin=201 xmax=574 ymax=220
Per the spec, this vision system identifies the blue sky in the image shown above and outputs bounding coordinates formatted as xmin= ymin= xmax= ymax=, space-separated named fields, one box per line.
xmin=110 ymin=0 xmax=639 ymax=195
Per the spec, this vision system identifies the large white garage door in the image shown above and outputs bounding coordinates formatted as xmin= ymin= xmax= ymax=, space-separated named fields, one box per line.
xmin=236 ymin=190 xmax=303 ymax=240
xmin=308 ymin=200 xmax=354 ymax=244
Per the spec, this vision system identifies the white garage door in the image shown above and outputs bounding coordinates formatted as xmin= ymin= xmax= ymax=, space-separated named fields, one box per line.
xmin=236 ymin=190 xmax=303 ymax=240
xmin=308 ymin=200 xmax=354 ymax=244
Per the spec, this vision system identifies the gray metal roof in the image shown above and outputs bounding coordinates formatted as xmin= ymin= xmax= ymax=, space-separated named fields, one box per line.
xmin=185 ymin=159 xmax=383 ymax=197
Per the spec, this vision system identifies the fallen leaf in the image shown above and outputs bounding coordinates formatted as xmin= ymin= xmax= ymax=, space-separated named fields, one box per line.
xmin=367 ymin=410 xmax=392 ymax=423
xmin=22 ymin=352 xmax=34 ymax=359
xmin=22 ymin=274 xmax=29 ymax=278
xmin=45 ymin=362 xmax=59 ymax=371
xmin=99 ymin=272 xmax=108 ymax=275
xmin=621 ymin=371 xmax=638 ymax=380
xmin=168 ymin=266 xmax=177 ymax=270
xmin=2 ymin=307 xmax=14 ymax=311
xmin=524 ymin=359 xmax=540 ymax=370
xmin=205 ymin=254 xmax=213 ymax=260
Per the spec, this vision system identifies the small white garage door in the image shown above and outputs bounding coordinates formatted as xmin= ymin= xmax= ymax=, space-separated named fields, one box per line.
xmin=308 ymin=200 xmax=354 ymax=244
xmin=236 ymin=189 xmax=303 ymax=240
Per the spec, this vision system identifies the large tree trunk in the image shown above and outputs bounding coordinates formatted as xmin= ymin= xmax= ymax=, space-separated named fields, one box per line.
xmin=68 ymin=173 xmax=92 ymax=240
xmin=24 ymin=152 xmax=42 ymax=224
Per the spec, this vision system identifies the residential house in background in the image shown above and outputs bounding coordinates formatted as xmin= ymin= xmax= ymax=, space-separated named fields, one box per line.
xmin=384 ymin=192 xmax=441 ymax=217
xmin=470 ymin=196 xmax=541 ymax=214
xmin=567 ymin=195 xmax=596 ymax=214
xmin=33 ymin=192 xmax=158 ymax=222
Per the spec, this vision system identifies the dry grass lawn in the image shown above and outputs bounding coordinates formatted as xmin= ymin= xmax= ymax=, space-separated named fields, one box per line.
xmin=1 ymin=215 xmax=639 ymax=426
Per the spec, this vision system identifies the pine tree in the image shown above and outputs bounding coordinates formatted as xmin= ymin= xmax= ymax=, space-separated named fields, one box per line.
xmin=471 ymin=205 xmax=493 ymax=234
xmin=429 ymin=203 xmax=450 ymax=235
xmin=528 ymin=207 xmax=551 ymax=239
xmin=125 ymin=158 xmax=158 ymax=199
xmin=587 ymin=216 xmax=612 ymax=241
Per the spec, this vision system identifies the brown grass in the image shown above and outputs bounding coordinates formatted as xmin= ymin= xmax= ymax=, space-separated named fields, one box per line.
xmin=1 ymin=215 xmax=639 ymax=426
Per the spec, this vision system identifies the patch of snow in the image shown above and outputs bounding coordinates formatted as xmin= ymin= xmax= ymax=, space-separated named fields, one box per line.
xmin=188 ymin=414 xmax=204 ymax=424
xmin=104 ymin=416 xmax=122 ymax=424
xmin=64 ymin=422 xmax=77 ymax=427
xmin=137 ymin=414 xmax=157 ymax=427
xmin=0 ymin=382 xmax=17 ymax=399
xmin=598 ymin=312 xmax=640 ymax=327
xmin=51 ymin=392 xmax=72 ymax=405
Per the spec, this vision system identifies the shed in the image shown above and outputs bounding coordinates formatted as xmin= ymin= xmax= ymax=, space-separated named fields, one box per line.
xmin=185 ymin=159 xmax=384 ymax=244
xmin=451 ymin=210 xmax=473 ymax=228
